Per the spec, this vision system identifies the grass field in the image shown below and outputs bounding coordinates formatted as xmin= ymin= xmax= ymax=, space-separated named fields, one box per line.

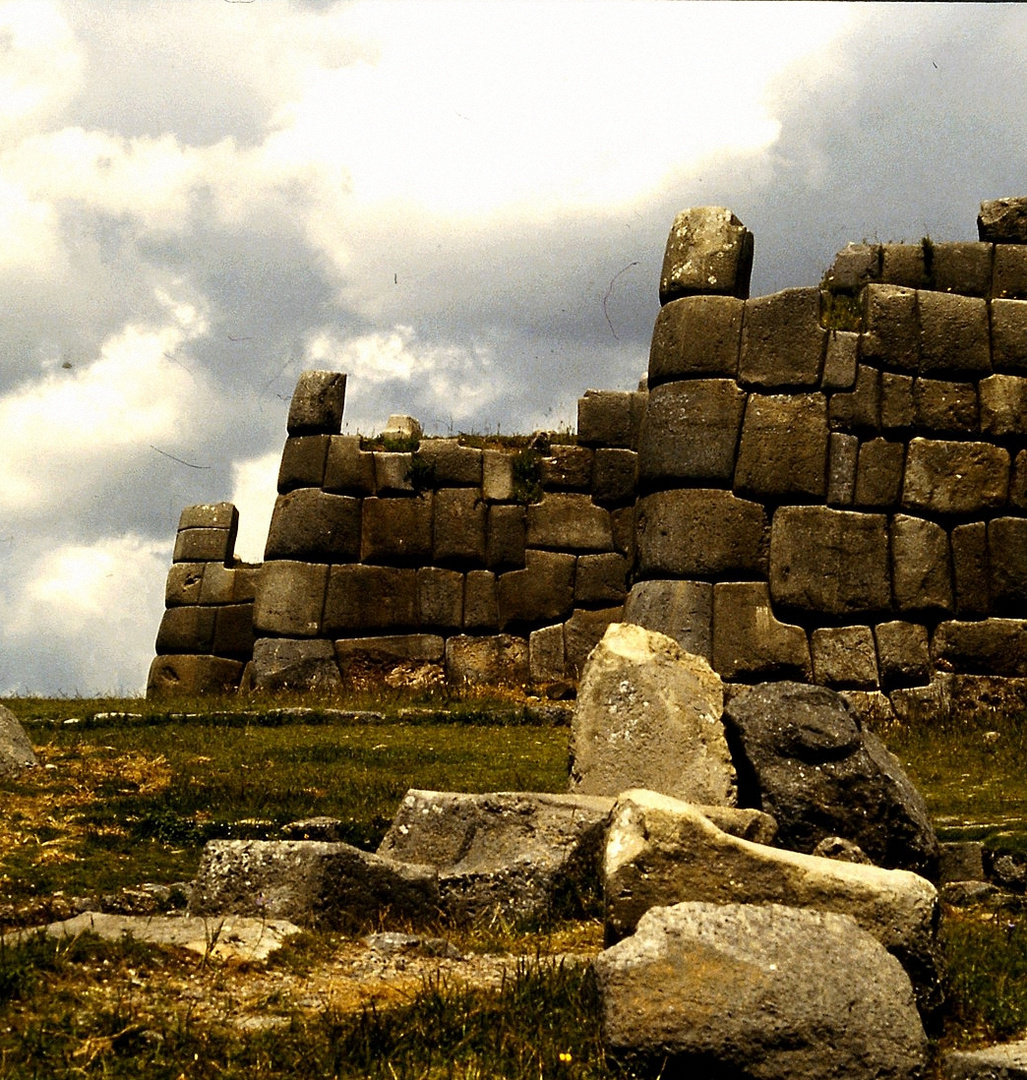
xmin=1 ymin=691 xmax=1026 ymax=1078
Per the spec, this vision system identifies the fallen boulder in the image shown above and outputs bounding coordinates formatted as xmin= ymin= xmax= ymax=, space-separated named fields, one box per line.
xmin=594 ymin=901 xmax=927 ymax=1080
xmin=569 ymin=623 xmax=736 ymax=805
xmin=188 ymin=840 xmax=439 ymax=932
xmin=722 ymin=680 xmax=939 ymax=879
xmin=0 ymin=705 xmax=36 ymax=777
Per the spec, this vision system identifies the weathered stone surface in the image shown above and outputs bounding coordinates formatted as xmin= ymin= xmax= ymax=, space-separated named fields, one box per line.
xmin=881 ymin=243 xmax=929 ymax=289
xmin=198 ymin=562 xmax=258 ymax=605
xmin=590 ymin=448 xmax=637 ymax=506
xmin=485 ymin=503 xmax=525 ymax=569
xmin=323 ymin=565 xmax=418 ymax=632
xmin=444 ymin=634 xmax=529 ymax=686
xmin=416 ymin=567 xmax=464 ymax=627
xmin=569 ymin=623 xmax=736 ymax=805
xmin=711 ymin=582 xmax=812 ymax=681
xmin=944 ymin=1040 xmax=1027 ymax=1080
xmin=979 ymin=196 xmax=1027 ymax=243
xmin=323 ymin=434 xmax=376 ymax=495
xmin=854 ymin=437 xmax=904 ymax=507
xmin=378 ymin=790 xmax=613 ymax=923
xmin=636 ymin=489 xmax=769 ymax=578
xmin=658 ymin=206 xmax=753 ymax=303
xmin=0 ymin=705 xmax=36 ymax=777
xmin=622 ymin=579 xmax=713 ymax=660
xmin=739 ymin=287 xmax=825 ymax=388
xmin=529 ymin=623 xmax=565 ymax=682
xmin=164 ymin=562 xmax=205 ymax=606
xmin=827 ymin=431 xmax=858 ymax=506
xmin=497 ymin=550 xmax=575 ymax=627
xmin=265 ymin=489 xmax=361 ymax=562
xmin=930 ymin=241 xmax=994 ymax=296
xmin=811 ymin=626 xmax=879 ymax=689
xmin=881 ymin=371 xmax=916 ymax=429
xmin=432 ymin=488 xmax=486 ymax=565
xmin=989 ymin=517 xmax=1027 ymax=613
xmin=563 ymin=607 xmax=623 ymax=678
xmin=481 ymin=449 xmax=514 ymax=501
xmin=993 ymin=246 xmax=1027 ymax=299
xmin=647 ymin=294 xmax=743 ymax=383
xmin=823 ymin=242 xmax=881 ymax=292
xmin=892 ymin=513 xmax=954 ymax=613
xmin=540 ymin=445 xmax=592 ymax=491
xmin=381 ymin=414 xmax=422 ymax=442
xmin=822 ymin=329 xmax=859 ymax=390
xmin=278 ymin=434 xmax=330 ymax=493
xmin=1013 ymin=451 xmax=1027 ymax=510
xmin=596 ymin=900 xmax=927 ymax=1080
xmin=861 ymin=284 xmax=919 ymax=371
xmin=287 ymin=370 xmax=347 ymax=435
xmin=990 ymin=299 xmax=1027 ymax=372
xmin=334 ymin=634 xmax=444 ymax=669
xmin=179 ymin=502 xmax=239 ymax=531
xmin=638 ymin=379 xmax=746 ymax=484
xmin=902 ymin=438 xmax=1009 ymax=515
xmin=252 ymin=560 xmax=328 ymax=637
xmin=155 ymin=605 xmax=216 ymax=654
xmin=734 ymin=392 xmax=828 ymax=499
xmin=577 ymin=389 xmax=637 ymax=447
xmin=174 ymin=527 xmax=235 ymax=564
xmin=415 ymin=438 xmax=482 ymax=486
xmin=875 ymin=621 xmax=932 ymax=688
xmin=918 ymin=291 xmax=991 ymax=377
xmin=913 ymin=378 xmax=979 ymax=435
xmin=147 ymin=655 xmax=245 ymax=698
xmin=770 ymin=506 xmax=891 ymax=615
xmin=463 ymin=570 xmax=499 ymax=629
xmin=952 ymin=521 xmax=991 ymax=617
xmin=189 ymin=839 xmax=439 ymax=932
xmin=722 ymin=681 xmax=939 ymax=879
xmin=932 ymin=620 xmax=1027 ymax=677
xmin=372 ymin=451 xmax=415 ymax=495
xmin=980 ymin=374 xmax=1027 ymax=436
xmin=213 ymin=603 xmax=256 ymax=659
xmin=361 ymin=495 xmax=433 ymax=563
xmin=829 ymin=362 xmax=881 ymax=432
xmin=939 ymin=842 xmax=986 ymax=884
xmin=525 ymin=494 xmax=612 ymax=552
xmin=812 ymin=835 xmax=872 ymax=864
xmin=574 ymin=552 xmax=628 ymax=605
xmin=246 ymin=637 xmax=342 ymax=693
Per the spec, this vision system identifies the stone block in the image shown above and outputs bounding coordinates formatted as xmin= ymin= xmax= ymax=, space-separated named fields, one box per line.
xmin=463 ymin=570 xmax=499 ymax=630
xmin=246 ymin=637 xmax=342 ymax=693
xmin=932 ymin=619 xmax=1027 ymax=677
xmin=658 ymin=206 xmax=753 ymax=303
xmin=990 ymin=299 xmax=1027 ymax=371
xmin=712 ymin=581 xmax=811 ymax=681
xmin=860 ymin=284 xmax=919 ymax=372
xmin=415 ymin=438 xmax=482 ymax=486
xmin=918 ymin=291 xmax=991 ymax=377
xmin=823 ymin=243 xmax=881 ymax=292
xmin=951 ymin=522 xmax=990 ymax=618
xmin=881 ymin=242 xmax=929 ymax=288
xmin=821 ymin=329 xmax=859 ymax=390
xmin=179 ymin=502 xmax=239 ymax=531
xmin=361 ymin=495 xmax=433 ymax=564
xmin=147 ymin=655 xmax=245 ymax=698
xmin=931 ymin=241 xmax=993 ymax=296
xmin=485 ymin=504 xmax=525 ymax=569
xmin=372 ymin=451 xmax=415 ymax=495
xmin=381 ymin=414 xmax=422 ymax=442
xmin=989 ymin=517 xmax=1027 ymax=613
xmin=881 ymin=372 xmax=915 ymax=429
xmin=323 ymin=564 xmax=418 ymax=632
xmin=770 ymin=506 xmax=891 ymax=616
xmin=980 ymin=373 xmax=1027 ymax=436
xmin=902 ymin=438 xmax=1009 ymax=515
xmin=913 ymin=378 xmax=978 ymax=435
xmin=497 ymin=550 xmax=575 ymax=627
xmin=529 ymin=623 xmax=566 ymax=682
xmin=738 ymin=287 xmax=825 ymax=388
xmin=155 ymin=605 xmax=217 ymax=654
xmin=539 ymin=444 xmax=592 ymax=491
xmin=277 ymin=434 xmax=330 ymax=493
xmin=563 ymin=607 xmax=623 ymax=677
xmin=575 ymin=552 xmax=629 ymax=605
xmin=636 ymin=489 xmax=769 ymax=579
xmin=323 ymin=435 xmax=376 ymax=495
xmin=875 ymin=621 xmax=932 ymax=688
xmin=993 ymin=245 xmax=1027 ymax=299
xmin=213 ymin=604 xmax=256 ymax=660
xmin=482 ymin=449 xmax=515 ymax=501
xmin=733 ymin=391 xmax=829 ymax=500
xmin=199 ymin=562 xmax=254 ymax=605
xmin=611 ymin=505 xmax=636 ymax=559
xmin=646 ymin=294 xmax=743 ymax=384
xmin=165 ymin=562 xmax=205 ymax=606
xmin=570 ymin=623 xmax=736 ymax=804
xmin=525 ymin=493 xmax=612 ymax=552
xmin=444 ymin=634 xmax=529 ymax=686
xmin=286 ymin=370 xmax=347 ymax=436
xmin=334 ymin=635 xmax=444 ymax=676
xmin=1012 ymin=451 xmax=1027 ymax=510
xmin=638 ymin=379 xmax=747 ymax=485
xmin=938 ymin=841 xmax=986 ymax=884
xmin=622 ymin=580 xmax=713 ymax=661
xmin=979 ymin=197 xmax=1027 ymax=243
xmin=854 ymin=437 xmax=904 ymax=508
xmin=628 ymin=390 xmax=647 ymax=446
xmin=827 ymin=431 xmax=858 ymax=506
xmin=892 ymin=514 xmax=954 ymax=614
xmin=577 ymin=390 xmax=637 ymax=447
xmin=264 ymin=489 xmax=361 ymax=562
xmin=811 ymin=626 xmax=879 ymax=689
xmin=591 ymin=448 xmax=637 ymax=506
xmin=829 ymin=364 xmax=880 ymax=431
xmin=432 ymin=488 xmax=486 ymax=566
xmin=174 ymin=527 xmax=235 ymax=564
xmin=252 ymin=560 xmax=328 ymax=637
xmin=416 ymin=567 xmax=463 ymax=628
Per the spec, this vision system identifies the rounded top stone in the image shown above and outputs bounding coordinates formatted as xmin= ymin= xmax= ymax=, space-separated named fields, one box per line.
xmin=659 ymin=206 xmax=754 ymax=305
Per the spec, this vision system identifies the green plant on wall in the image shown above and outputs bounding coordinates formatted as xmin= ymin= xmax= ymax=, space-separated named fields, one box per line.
xmin=407 ymin=452 xmax=435 ymax=492
xmin=512 ymin=448 xmax=544 ymax=504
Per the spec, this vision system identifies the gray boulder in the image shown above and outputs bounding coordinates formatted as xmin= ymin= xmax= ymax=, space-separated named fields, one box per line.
xmin=595 ymin=901 xmax=927 ymax=1080
xmin=722 ymin=681 xmax=939 ymax=879
xmin=0 ymin=705 xmax=36 ymax=777
xmin=944 ymin=1040 xmax=1027 ymax=1079
xmin=188 ymin=840 xmax=439 ymax=932
xmin=569 ymin=623 xmax=737 ymax=806
xmin=377 ymin=790 xmax=613 ymax=924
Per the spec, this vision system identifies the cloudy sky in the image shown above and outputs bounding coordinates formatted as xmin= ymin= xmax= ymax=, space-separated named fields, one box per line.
xmin=1 ymin=1 xmax=1024 ymax=696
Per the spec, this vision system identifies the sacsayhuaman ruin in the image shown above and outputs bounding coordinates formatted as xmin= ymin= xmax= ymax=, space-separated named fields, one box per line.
xmin=149 ymin=196 xmax=1027 ymax=728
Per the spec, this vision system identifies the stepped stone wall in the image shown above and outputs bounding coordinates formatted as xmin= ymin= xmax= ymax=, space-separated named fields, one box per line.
xmin=149 ymin=197 xmax=1027 ymax=721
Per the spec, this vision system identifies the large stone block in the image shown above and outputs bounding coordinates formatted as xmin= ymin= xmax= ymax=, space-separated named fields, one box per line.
xmin=361 ymin=495 xmax=433 ymax=564
xmin=444 ymin=634 xmax=529 ymax=686
xmin=875 ymin=621 xmax=932 ymax=688
xmin=711 ymin=581 xmax=811 ymax=681
xmin=990 ymin=299 xmax=1027 ymax=372
xmin=738 ymin=287 xmax=825 ymax=388
xmin=638 ymin=379 xmax=746 ymax=485
xmin=199 ymin=562 xmax=258 ymax=606
xmin=932 ymin=620 xmax=1027 ymax=677
xmin=576 ymin=390 xmax=637 ymax=447
xmin=416 ymin=566 xmax=464 ymax=628
xmin=165 ymin=562 xmax=205 ymax=606
xmin=828 ymin=363 xmax=881 ymax=431
xmin=212 ymin=604 xmax=256 ymax=660
xmin=563 ymin=607 xmax=623 ymax=677
xmin=892 ymin=513 xmax=954 ymax=614
xmin=432 ymin=488 xmax=486 ymax=566
xmin=596 ymin=899 xmax=928 ymax=1080
xmin=827 ymin=431 xmax=858 ymax=506
xmin=154 ymin=605 xmax=218 ymax=656
xmin=930 ymin=241 xmax=994 ymax=296
xmin=323 ymin=564 xmax=418 ymax=632
xmin=525 ymin=493 xmax=612 ymax=552
xmin=529 ymin=623 xmax=565 ymax=682
xmin=989 ymin=517 xmax=1027 ymax=613
xmin=881 ymin=243 xmax=929 ymax=289
xmin=497 ymin=550 xmax=575 ymax=627
xmin=481 ymin=449 xmax=514 ymax=501
xmin=994 ymin=245 xmax=1027 ymax=298
xmin=733 ymin=391 xmax=829 ymax=499
xmin=264 ymin=489 xmax=361 ymax=562
xmin=574 ymin=552 xmax=629 ymax=605
xmin=881 ymin=371 xmax=916 ymax=429
xmin=372 ymin=451 xmax=415 ymax=495
xmin=823 ymin=242 xmax=881 ymax=292
xmin=334 ymin=635 xmax=444 ymax=680
xmin=590 ymin=448 xmax=637 ymax=506
xmin=770 ymin=506 xmax=891 ymax=616
xmin=0 ymin=705 xmax=37 ymax=777
xmin=179 ymin=502 xmax=239 ymax=532
xmin=854 ymin=437 xmax=904 ymax=507
xmin=636 ymin=489 xmax=769 ymax=579
xmin=246 ymin=637 xmax=342 ymax=693
xmin=323 ymin=434 xmax=376 ymax=495
xmin=286 ymin=371 xmax=346 ymax=436
xmin=646 ymin=294 xmax=743 ymax=383
xmin=821 ymin=328 xmax=859 ymax=390
xmin=415 ymin=438 xmax=482 ymax=486
xmin=173 ymin=527 xmax=235 ymax=564
xmin=147 ymin=655 xmax=245 ymax=698
xmin=918 ymin=291 xmax=990 ymax=377
xmin=980 ymin=373 xmax=1027 ymax=436
xmin=569 ymin=623 xmax=736 ymax=805
xmin=485 ymin=503 xmax=525 ymax=569
xmin=913 ymin=378 xmax=979 ymax=435
xmin=811 ymin=625 xmax=879 ymax=689
xmin=463 ymin=570 xmax=499 ymax=630
xmin=278 ymin=434 xmax=330 ymax=493
xmin=951 ymin=521 xmax=990 ymax=618
xmin=658 ymin=206 xmax=753 ymax=304
xmin=860 ymin=284 xmax=920 ymax=372
xmin=979 ymin=196 xmax=1027 ymax=243
xmin=902 ymin=438 xmax=1009 ymax=515
xmin=539 ymin=445 xmax=592 ymax=491
xmin=623 ymin=580 xmax=713 ymax=660
xmin=252 ymin=560 xmax=328 ymax=637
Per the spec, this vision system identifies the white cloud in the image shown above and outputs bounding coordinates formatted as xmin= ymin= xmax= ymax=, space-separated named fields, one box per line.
xmin=229 ymin=451 xmax=280 ymax=564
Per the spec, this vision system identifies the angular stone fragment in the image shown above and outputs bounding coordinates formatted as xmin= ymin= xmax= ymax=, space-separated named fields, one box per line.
xmin=246 ymin=637 xmax=342 ymax=693
xmin=711 ymin=581 xmax=811 ymax=681
xmin=497 ymin=550 xmax=575 ymax=627
xmin=179 ymin=502 xmax=239 ymax=531
xmin=892 ymin=513 xmax=954 ymax=613
xmin=658 ymin=206 xmax=753 ymax=304
xmin=811 ymin=626 xmax=879 ymax=689
xmin=596 ymin=899 xmax=928 ymax=1080
xmin=875 ymin=621 xmax=932 ymax=688
xmin=569 ymin=623 xmax=736 ymax=805
xmin=577 ymin=389 xmax=637 ymax=447
xmin=378 ymin=790 xmax=613 ymax=924
xmin=525 ymin=494 xmax=612 ymax=552
xmin=902 ymin=438 xmax=1009 ymax=515
xmin=381 ymin=414 xmax=422 ymax=442
xmin=189 ymin=839 xmax=438 ymax=932
xmin=622 ymin=580 xmax=713 ymax=660
xmin=264 ymin=489 xmax=361 ymax=562
xmin=919 ymin=291 xmax=991 ymax=377
xmin=286 ymin=370 xmax=347 ymax=435
xmin=0 ymin=705 xmax=36 ymax=777
xmin=979 ymin=196 xmax=1027 ymax=243
xmin=739 ymin=287 xmax=825 ymax=388
xmin=734 ymin=392 xmax=828 ymax=499
xmin=646 ymin=294 xmax=743 ymax=383
xmin=529 ymin=623 xmax=566 ymax=683
xmin=444 ymin=634 xmax=528 ymax=686
xmin=252 ymin=560 xmax=328 ymax=637
xmin=823 ymin=242 xmax=881 ymax=292
xmin=147 ymin=655 xmax=245 ymax=698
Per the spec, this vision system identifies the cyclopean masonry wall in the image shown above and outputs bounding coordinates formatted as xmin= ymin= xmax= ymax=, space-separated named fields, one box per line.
xmin=149 ymin=197 xmax=1027 ymax=721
